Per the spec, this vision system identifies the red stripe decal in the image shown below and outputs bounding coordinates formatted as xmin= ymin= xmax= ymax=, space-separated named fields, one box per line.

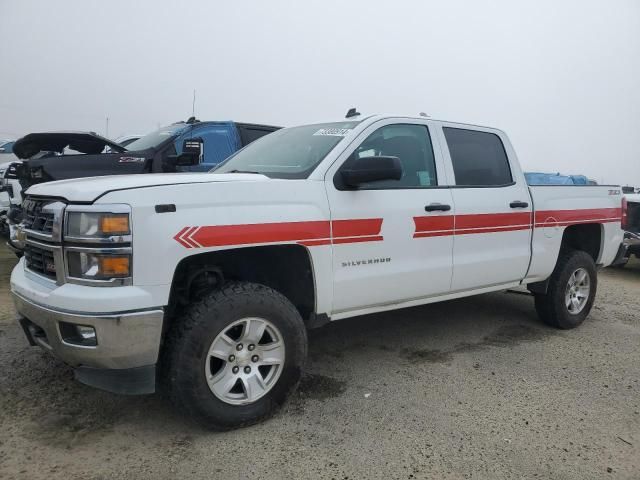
xmin=413 ymin=216 xmax=455 ymax=234
xmin=173 ymin=218 xmax=385 ymax=248
xmin=534 ymin=208 xmax=621 ymax=225
xmin=298 ymin=239 xmax=332 ymax=247
xmin=190 ymin=221 xmax=330 ymax=248
xmin=414 ymin=230 xmax=454 ymax=238
xmin=182 ymin=226 xmax=201 ymax=248
xmin=174 ymin=208 xmax=621 ymax=249
xmin=456 ymin=212 xmax=532 ymax=230
xmin=173 ymin=226 xmax=191 ymax=248
xmin=332 ymin=218 xmax=383 ymax=238
xmin=174 ymin=226 xmax=197 ymax=248
xmin=456 ymin=225 xmax=531 ymax=235
xmin=332 ymin=235 xmax=384 ymax=244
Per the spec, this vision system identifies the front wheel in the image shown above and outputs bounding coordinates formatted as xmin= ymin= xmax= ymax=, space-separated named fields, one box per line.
xmin=533 ymin=250 xmax=597 ymax=329
xmin=164 ymin=282 xmax=307 ymax=430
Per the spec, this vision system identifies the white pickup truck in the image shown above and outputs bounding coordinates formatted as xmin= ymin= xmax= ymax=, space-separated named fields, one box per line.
xmin=11 ymin=114 xmax=624 ymax=429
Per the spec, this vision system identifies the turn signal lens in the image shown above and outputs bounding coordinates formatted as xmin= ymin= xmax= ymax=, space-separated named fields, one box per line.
xmin=66 ymin=252 xmax=131 ymax=282
xmin=621 ymin=197 xmax=628 ymax=230
xmin=99 ymin=214 xmax=130 ymax=235
xmin=99 ymin=256 xmax=130 ymax=276
xmin=66 ymin=210 xmax=131 ymax=239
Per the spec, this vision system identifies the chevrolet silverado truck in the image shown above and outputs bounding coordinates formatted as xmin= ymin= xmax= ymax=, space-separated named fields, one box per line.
xmin=11 ymin=114 xmax=624 ymax=429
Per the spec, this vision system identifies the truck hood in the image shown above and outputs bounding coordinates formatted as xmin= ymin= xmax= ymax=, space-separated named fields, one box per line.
xmin=13 ymin=132 xmax=126 ymax=159
xmin=25 ymin=172 xmax=270 ymax=202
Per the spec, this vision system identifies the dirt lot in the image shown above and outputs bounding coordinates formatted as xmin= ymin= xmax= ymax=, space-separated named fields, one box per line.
xmin=0 ymin=247 xmax=638 ymax=480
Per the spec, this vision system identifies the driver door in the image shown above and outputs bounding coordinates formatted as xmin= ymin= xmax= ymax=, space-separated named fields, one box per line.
xmin=324 ymin=119 xmax=454 ymax=315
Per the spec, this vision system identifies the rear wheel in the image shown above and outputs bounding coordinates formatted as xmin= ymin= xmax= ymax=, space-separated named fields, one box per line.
xmin=533 ymin=250 xmax=597 ymax=329
xmin=164 ymin=282 xmax=307 ymax=430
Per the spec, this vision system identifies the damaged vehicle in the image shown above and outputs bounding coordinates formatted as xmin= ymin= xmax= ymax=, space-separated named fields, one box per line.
xmin=618 ymin=187 xmax=640 ymax=266
xmin=8 ymin=119 xmax=280 ymax=251
xmin=12 ymin=119 xmax=280 ymax=190
xmin=0 ymin=161 xmax=13 ymax=235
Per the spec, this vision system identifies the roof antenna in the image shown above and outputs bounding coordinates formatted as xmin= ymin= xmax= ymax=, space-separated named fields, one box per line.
xmin=345 ymin=107 xmax=360 ymax=119
xmin=419 ymin=112 xmax=430 ymax=117
xmin=186 ymin=89 xmax=199 ymax=124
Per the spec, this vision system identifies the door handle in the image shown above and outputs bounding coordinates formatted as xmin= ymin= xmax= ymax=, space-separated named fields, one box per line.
xmin=510 ymin=201 xmax=529 ymax=209
xmin=424 ymin=203 xmax=451 ymax=212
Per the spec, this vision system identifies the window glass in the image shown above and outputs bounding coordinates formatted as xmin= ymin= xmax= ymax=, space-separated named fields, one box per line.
xmin=443 ymin=127 xmax=512 ymax=186
xmin=188 ymin=125 xmax=238 ymax=166
xmin=240 ymin=127 xmax=276 ymax=146
xmin=118 ymin=137 xmax=139 ymax=148
xmin=126 ymin=124 xmax=188 ymax=151
xmin=0 ymin=141 xmax=15 ymax=154
xmin=214 ymin=121 xmax=359 ymax=179
xmin=345 ymin=124 xmax=437 ymax=188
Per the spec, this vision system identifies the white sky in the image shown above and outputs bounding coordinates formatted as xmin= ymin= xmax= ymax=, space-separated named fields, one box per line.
xmin=1 ymin=0 xmax=639 ymax=185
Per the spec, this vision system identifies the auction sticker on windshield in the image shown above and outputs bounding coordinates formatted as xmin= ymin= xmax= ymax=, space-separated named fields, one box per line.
xmin=313 ymin=128 xmax=352 ymax=136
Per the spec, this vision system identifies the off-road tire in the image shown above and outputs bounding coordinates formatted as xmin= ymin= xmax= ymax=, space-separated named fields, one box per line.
xmin=163 ymin=282 xmax=307 ymax=430
xmin=534 ymin=249 xmax=597 ymax=329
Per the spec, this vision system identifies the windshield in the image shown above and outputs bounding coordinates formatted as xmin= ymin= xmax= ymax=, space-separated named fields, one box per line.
xmin=0 ymin=141 xmax=15 ymax=154
xmin=213 ymin=121 xmax=359 ymax=179
xmin=125 ymin=124 xmax=189 ymax=151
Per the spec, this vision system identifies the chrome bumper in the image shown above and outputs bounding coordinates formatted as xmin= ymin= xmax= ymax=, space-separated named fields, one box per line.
xmin=13 ymin=291 xmax=164 ymax=370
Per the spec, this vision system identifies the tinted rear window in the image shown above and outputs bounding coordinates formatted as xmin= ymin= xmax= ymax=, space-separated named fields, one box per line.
xmin=443 ymin=127 xmax=512 ymax=186
xmin=238 ymin=127 xmax=277 ymax=146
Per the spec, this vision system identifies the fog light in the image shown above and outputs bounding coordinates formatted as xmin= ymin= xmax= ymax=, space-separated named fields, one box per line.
xmin=59 ymin=322 xmax=97 ymax=346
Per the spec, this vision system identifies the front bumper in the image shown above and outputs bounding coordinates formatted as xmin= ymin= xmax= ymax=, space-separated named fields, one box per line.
xmin=12 ymin=291 xmax=164 ymax=394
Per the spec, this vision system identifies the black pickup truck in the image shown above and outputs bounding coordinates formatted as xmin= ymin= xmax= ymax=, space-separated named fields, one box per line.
xmin=12 ymin=119 xmax=279 ymax=190
xmin=7 ymin=118 xmax=279 ymax=252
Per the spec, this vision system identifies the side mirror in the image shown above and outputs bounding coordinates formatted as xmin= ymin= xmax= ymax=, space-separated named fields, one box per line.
xmin=174 ymin=138 xmax=203 ymax=166
xmin=341 ymin=156 xmax=403 ymax=187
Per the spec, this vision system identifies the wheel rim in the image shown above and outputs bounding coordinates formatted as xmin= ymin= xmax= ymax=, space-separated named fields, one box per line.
xmin=205 ymin=317 xmax=285 ymax=405
xmin=564 ymin=267 xmax=590 ymax=314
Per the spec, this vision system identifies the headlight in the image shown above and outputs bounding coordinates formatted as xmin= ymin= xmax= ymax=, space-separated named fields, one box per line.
xmin=63 ymin=205 xmax=132 ymax=286
xmin=66 ymin=212 xmax=130 ymax=238
xmin=66 ymin=251 xmax=131 ymax=281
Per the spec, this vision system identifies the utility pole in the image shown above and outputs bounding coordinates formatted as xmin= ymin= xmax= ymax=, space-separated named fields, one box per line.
xmin=105 ymin=117 xmax=109 ymax=138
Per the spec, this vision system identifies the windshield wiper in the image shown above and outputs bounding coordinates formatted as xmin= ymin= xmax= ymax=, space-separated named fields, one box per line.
xmin=224 ymin=169 xmax=261 ymax=174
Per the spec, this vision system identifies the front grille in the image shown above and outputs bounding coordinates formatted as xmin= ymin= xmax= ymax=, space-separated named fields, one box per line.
xmin=24 ymin=243 xmax=57 ymax=279
xmin=22 ymin=198 xmax=55 ymax=234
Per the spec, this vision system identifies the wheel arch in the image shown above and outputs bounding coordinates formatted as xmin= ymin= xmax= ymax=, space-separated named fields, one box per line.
xmin=165 ymin=244 xmax=319 ymax=328
xmin=560 ymin=223 xmax=603 ymax=263
xmin=528 ymin=223 xmax=603 ymax=295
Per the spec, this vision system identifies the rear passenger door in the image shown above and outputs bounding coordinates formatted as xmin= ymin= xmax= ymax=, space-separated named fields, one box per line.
xmin=438 ymin=125 xmax=532 ymax=291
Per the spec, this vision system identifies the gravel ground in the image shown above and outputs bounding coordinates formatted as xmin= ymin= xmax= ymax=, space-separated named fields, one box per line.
xmin=0 ymin=247 xmax=638 ymax=480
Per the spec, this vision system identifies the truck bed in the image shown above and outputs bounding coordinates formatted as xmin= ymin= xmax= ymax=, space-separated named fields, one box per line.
xmin=526 ymin=185 xmax=623 ymax=282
